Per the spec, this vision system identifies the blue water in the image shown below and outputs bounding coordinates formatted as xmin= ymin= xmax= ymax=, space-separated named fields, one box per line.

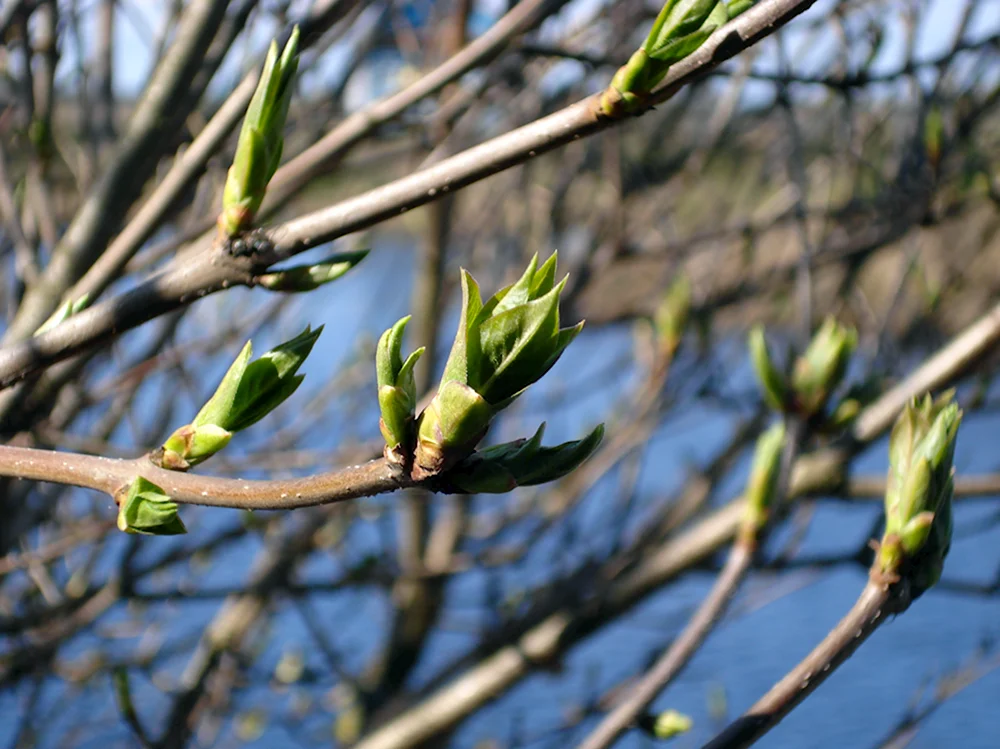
xmin=2 ymin=242 xmax=999 ymax=748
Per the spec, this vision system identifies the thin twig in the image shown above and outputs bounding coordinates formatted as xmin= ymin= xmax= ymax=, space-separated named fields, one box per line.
xmin=702 ymin=579 xmax=907 ymax=749
xmin=0 ymin=445 xmax=413 ymax=509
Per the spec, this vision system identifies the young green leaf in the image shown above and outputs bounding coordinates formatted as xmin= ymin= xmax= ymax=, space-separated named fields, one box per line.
xmin=748 ymin=325 xmax=788 ymax=412
xmin=160 ymin=326 xmax=321 ymax=469
xmin=376 ymin=316 xmax=425 ymax=461
xmin=257 ymin=250 xmax=368 ymax=292
xmin=219 ymin=26 xmax=300 ymax=236
xmin=447 ymin=423 xmax=605 ymax=493
xmin=117 ymin=477 xmax=187 ymax=535
xmin=35 ymin=294 xmax=91 ymax=336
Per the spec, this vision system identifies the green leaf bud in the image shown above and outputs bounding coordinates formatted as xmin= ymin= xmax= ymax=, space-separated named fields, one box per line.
xmin=653 ymin=709 xmax=693 ymax=739
xmin=638 ymin=708 xmax=694 ymax=740
xmin=194 ymin=325 xmax=321 ymax=434
xmin=160 ymin=423 xmax=233 ymax=471
xmin=415 ymin=255 xmax=583 ymax=475
xmin=257 ymin=250 xmax=368 ymax=292
xmin=740 ymin=422 xmax=786 ymax=540
xmin=375 ymin=316 xmax=425 ymax=462
xmin=749 ymin=325 xmax=788 ymax=412
xmin=35 ymin=294 xmax=90 ymax=336
xmin=877 ymin=392 xmax=961 ymax=587
xmin=415 ymin=380 xmax=492 ymax=476
xmin=447 ymin=423 xmax=604 ymax=493
xmin=219 ymin=26 xmax=300 ymax=236
xmin=602 ymin=1 xmax=727 ymax=114
xmin=826 ymin=397 xmax=861 ymax=431
xmin=791 ymin=316 xmax=857 ymax=417
xmin=654 ymin=275 xmax=691 ymax=358
xmin=158 ymin=326 xmax=321 ymax=469
xmin=117 ymin=477 xmax=187 ymax=535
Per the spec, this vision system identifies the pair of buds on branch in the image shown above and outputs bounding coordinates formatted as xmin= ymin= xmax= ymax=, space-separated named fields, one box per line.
xmin=750 ymin=317 xmax=859 ymax=425
xmin=118 ymin=325 xmax=324 ymax=535
xmin=377 ymin=254 xmax=604 ymax=493
xmin=744 ymin=319 xmax=961 ymax=595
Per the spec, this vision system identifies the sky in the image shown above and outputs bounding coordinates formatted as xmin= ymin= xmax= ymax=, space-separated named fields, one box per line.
xmin=49 ymin=0 xmax=1000 ymax=105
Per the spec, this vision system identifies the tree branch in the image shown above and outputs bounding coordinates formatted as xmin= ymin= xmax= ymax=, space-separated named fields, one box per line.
xmin=702 ymin=579 xmax=906 ymax=749
xmin=0 ymin=445 xmax=415 ymax=509
xmin=0 ymin=0 xmax=822 ymax=389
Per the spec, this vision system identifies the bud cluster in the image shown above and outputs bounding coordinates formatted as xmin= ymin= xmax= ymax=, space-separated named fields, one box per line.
xmin=750 ymin=317 xmax=858 ymax=421
xmin=876 ymin=392 xmax=961 ymax=595
xmin=374 ymin=255 xmax=602 ymax=488
xmin=414 ymin=254 xmax=583 ymax=475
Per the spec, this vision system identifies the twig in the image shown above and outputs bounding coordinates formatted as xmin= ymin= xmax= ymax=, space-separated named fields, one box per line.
xmin=576 ymin=543 xmax=755 ymax=749
xmin=0 ymin=444 xmax=413 ymax=509
xmin=575 ymin=298 xmax=809 ymax=749
xmin=701 ymin=579 xmax=907 ymax=749
xmin=62 ymin=0 xmax=363 ymax=308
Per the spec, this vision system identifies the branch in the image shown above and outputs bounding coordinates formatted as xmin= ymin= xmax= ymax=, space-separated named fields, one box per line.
xmin=701 ymin=580 xmax=905 ymax=749
xmin=63 ymin=0 xmax=364 ymax=307
xmin=0 ymin=0 xmax=823 ymax=389
xmin=576 ymin=543 xmax=755 ymax=749
xmin=0 ymin=444 xmax=414 ymax=510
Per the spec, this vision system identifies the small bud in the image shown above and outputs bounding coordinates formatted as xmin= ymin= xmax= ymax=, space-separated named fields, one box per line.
xmin=791 ymin=317 xmax=857 ymax=417
xmin=748 ymin=325 xmax=788 ymax=411
xmin=375 ymin=316 xmax=425 ymax=462
xmin=877 ymin=392 xmax=961 ymax=590
xmin=740 ymin=422 xmax=786 ymax=540
xmin=654 ymin=275 xmax=691 ymax=358
xmin=447 ymin=423 xmax=604 ymax=493
xmin=257 ymin=250 xmax=368 ymax=292
xmin=117 ymin=477 xmax=187 ymax=535
xmin=826 ymin=397 xmax=861 ymax=431
xmin=416 ymin=380 xmax=492 ymax=476
xmin=35 ymin=294 xmax=90 ymax=336
xmin=160 ymin=423 xmax=233 ymax=471
xmin=219 ymin=26 xmax=300 ymax=236
xmin=638 ymin=708 xmax=693 ymax=739
xmin=414 ymin=255 xmax=583 ymax=475
xmin=159 ymin=326 xmax=321 ymax=468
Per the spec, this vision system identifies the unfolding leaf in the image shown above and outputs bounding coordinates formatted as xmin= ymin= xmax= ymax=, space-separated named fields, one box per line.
xmin=117 ymin=477 xmax=187 ymax=535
